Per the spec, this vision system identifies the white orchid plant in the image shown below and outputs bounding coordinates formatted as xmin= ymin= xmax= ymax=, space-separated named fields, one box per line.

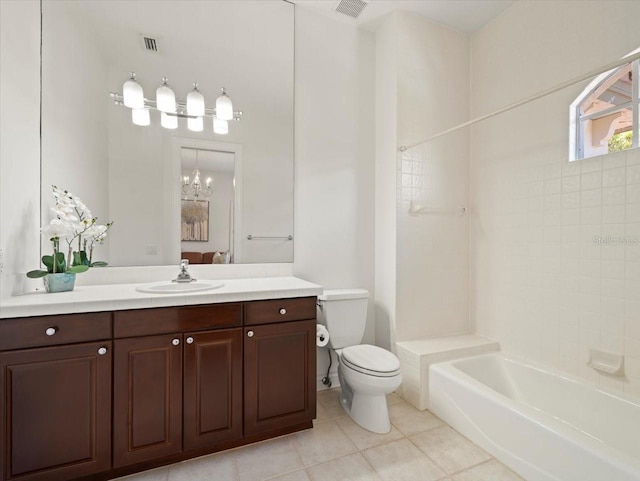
xmin=27 ymin=186 xmax=113 ymax=279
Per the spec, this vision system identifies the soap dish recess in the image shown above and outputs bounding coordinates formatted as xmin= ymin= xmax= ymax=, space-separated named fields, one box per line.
xmin=587 ymin=349 xmax=624 ymax=376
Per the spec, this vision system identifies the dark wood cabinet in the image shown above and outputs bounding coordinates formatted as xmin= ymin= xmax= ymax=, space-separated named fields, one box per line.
xmin=113 ymin=334 xmax=183 ymax=468
xmin=244 ymin=319 xmax=316 ymax=435
xmin=1 ymin=296 xmax=317 ymax=481
xmin=0 ymin=342 xmax=111 ymax=481
xmin=183 ymin=328 xmax=243 ymax=451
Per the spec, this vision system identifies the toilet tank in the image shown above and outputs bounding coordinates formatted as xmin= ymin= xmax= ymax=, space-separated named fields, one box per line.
xmin=317 ymin=289 xmax=369 ymax=349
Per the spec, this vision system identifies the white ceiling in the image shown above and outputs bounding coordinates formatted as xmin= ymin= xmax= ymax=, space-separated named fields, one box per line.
xmin=292 ymin=0 xmax=515 ymax=33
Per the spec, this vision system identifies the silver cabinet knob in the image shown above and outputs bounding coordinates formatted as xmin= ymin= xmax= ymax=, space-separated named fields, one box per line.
xmin=247 ymin=330 xmax=254 ymax=338
xmin=279 ymin=308 xmax=287 ymax=315
xmin=186 ymin=337 xmax=194 ymax=344
xmin=172 ymin=338 xmax=180 ymax=346
xmin=45 ymin=327 xmax=57 ymax=336
xmin=97 ymin=347 xmax=108 ymax=356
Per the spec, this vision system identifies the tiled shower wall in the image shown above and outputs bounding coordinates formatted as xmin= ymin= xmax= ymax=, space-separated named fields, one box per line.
xmin=470 ymin=0 xmax=640 ymax=397
xmin=393 ymin=12 xmax=470 ymax=343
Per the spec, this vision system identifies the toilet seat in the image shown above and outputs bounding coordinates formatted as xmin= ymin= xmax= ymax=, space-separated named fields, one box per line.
xmin=340 ymin=345 xmax=400 ymax=378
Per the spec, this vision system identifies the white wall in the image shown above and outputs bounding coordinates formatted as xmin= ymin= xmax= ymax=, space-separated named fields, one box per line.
xmin=374 ymin=13 xmax=398 ymax=350
xmin=293 ymin=6 xmax=376 ymax=385
xmin=0 ymin=1 xmax=41 ymax=299
xmin=470 ymin=0 xmax=640 ymax=396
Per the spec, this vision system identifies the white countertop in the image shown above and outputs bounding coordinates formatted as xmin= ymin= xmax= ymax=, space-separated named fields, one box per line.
xmin=0 ymin=277 xmax=323 ymax=319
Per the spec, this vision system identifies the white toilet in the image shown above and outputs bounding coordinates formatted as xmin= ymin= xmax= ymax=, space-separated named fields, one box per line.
xmin=317 ymin=289 xmax=401 ymax=434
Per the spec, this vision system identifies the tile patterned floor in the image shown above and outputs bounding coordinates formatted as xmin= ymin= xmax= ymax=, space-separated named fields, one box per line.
xmin=117 ymin=389 xmax=525 ymax=481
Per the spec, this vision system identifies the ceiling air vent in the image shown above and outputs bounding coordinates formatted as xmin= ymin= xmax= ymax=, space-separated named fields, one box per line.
xmin=334 ymin=0 xmax=368 ymax=19
xmin=140 ymin=35 xmax=159 ymax=53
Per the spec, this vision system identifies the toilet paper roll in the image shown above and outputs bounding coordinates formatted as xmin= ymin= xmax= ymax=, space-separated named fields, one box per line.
xmin=316 ymin=324 xmax=330 ymax=348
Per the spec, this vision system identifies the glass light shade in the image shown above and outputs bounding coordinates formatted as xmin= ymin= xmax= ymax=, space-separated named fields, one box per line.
xmin=123 ymin=74 xmax=144 ymax=109
xmin=192 ymin=169 xmax=201 ymax=186
xmin=187 ymin=116 xmax=203 ymax=132
xmin=161 ymin=112 xmax=178 ymax=129
xmin=131 ymin=108 xmax=150 ymax=126
xmin=187 ymin=84 xmax=205 ymax=116
xmin=156 ymin=78 xmax=176 ymax=113
xmin=216 ymin=88 xmax=233 ymax=120
xmin=213 ymin=117 xmax=229 ymax=135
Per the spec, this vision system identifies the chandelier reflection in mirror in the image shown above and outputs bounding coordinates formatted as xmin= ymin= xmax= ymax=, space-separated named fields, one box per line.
xmin=182 ymin=150 xmax=213 ymax=200
xmin=111 ymin=73 xmax=243 ymax=134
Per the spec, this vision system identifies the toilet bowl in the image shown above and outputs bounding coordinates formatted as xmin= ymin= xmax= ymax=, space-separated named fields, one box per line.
xmin=317 ymin=289 xmax=402 ymax=434
xmin=336 ymin=345 xmax=402 ymax=433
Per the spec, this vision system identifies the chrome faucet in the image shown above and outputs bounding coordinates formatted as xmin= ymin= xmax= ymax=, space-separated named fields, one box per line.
xmin=173 ymin=259 xmax=196 ymax=283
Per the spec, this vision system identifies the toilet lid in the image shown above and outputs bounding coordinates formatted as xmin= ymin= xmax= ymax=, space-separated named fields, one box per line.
xmin=341 ymin=345 xmax=400 ymax=376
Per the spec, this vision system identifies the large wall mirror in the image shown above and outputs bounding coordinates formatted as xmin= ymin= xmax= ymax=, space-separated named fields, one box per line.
xmin=41 ymin=0 xmax=294 ymax=266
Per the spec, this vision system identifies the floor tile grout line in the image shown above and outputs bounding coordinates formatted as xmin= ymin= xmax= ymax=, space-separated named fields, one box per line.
xmin=446 ymin=458 xmax=497 ymax=477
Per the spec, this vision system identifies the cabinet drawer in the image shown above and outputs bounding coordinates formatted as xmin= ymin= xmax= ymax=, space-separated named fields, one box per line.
xmin=0 ymin=312 xmax=112 ymax=351
xmin=244 ymin=297 xmax=316 ymax=326
xmin=114 ymin=303 xmax=242 ymax=338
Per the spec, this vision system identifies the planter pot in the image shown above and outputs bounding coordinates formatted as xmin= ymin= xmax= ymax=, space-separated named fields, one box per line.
xmin=43 ymin=273 xmax=76 ymax=293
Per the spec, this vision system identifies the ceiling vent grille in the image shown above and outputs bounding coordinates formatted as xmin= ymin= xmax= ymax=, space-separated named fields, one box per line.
xmin=334 ymin=0 xmax=368 ymax=19
xmin=140 ymin=35 xmax=159 ymax=53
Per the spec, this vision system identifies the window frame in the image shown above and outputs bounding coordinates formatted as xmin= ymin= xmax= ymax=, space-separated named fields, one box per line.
xmin=572 ymin=57 xmax=639 ymax=161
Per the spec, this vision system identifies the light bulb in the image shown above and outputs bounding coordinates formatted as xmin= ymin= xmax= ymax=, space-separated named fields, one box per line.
xmin=213 ymin=117 xmax=229 ymax=135
xmin=216 ymin=87 xmax=233 ymax=121
xmin=131 ymin=108 xmax=150 ymax=126
xmin=156 ymin=77 xmax=176 ymax=113
xmin=187 ymin=83 xmax=205 ymax=116
xmin=161 ymin=112 xmax=178 ymax=129
xmin=206 ymin=177 xmax=212 ymax=187
xmin=123 ymin=73 xmax=144 ymax=109
xmin=188 ymin=116 xmax=203 ymax=132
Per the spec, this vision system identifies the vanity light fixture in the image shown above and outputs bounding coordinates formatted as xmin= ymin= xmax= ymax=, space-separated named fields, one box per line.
xmin=216 ymin=88 xmax=233 ymax=120
xmin=122 ymin=73 xmax=144 ymax=109
xmin=131 ymin=108 xmax=150 ymax=126
xmin=187 ymin=83 xmax=205 ymax=116
xmin=156 ymin=77 xmax=176 ymax=113
xmin=161 ymin=111 xmax=178 ymax=129
xmin=213 ymin=117 xmax=229 ymax=135
xmin=112 ymin=74 xmax=242 ymax=133
xmin=187 ymin=116 xmax=204 ymax=132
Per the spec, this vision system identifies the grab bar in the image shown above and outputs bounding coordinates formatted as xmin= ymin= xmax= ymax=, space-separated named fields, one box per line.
xmin=409 ymin=201 xmax=467 ymax=215
xmin=247 ymin=235 xmax=293 ymax=241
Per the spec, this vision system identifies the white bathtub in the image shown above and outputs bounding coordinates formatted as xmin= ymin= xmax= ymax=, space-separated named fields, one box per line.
xmin=429 ymin=353 xmax=640 ymax=481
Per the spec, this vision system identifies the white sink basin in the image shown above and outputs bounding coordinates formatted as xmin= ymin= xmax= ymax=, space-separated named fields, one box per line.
xmin=136 ymin=281 xmax=225 ymax=294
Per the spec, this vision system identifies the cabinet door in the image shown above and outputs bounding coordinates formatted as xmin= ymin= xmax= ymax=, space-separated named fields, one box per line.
xmin=0 ymin=342 xmax=111 ymax=481
xmin=113 ymin=334 xmax=183 ymax=467
xmin=183 ymin=328 xmax=242 ymax=451
xmin=244 ymin=319 xmax=316 ymax=435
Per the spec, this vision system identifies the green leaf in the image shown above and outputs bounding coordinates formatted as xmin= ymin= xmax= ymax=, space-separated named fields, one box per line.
xmin=26 ymin=270 xmax=49 ymax=278
xmin=72 ymin=250 xmax=90 ymax=267
xmin=42 ymin=255 xmax=53 ymax=271
xmin=67 ymin=265 xmax=89 ymax=274
xmin=43 ymin=253 xmax=67 ymax=273
xmin=55 ymin=252 xmax=66 ymax=272
xmin=90 ymin=261 xmax=108 ymax=267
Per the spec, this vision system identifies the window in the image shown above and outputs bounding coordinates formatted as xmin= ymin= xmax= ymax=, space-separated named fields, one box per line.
xmin=571 ymin=55 xmax=639 ymax=161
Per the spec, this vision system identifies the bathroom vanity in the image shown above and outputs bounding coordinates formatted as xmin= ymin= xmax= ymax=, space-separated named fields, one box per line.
xmin=0 ymin=277 xmax=321 ymax=481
